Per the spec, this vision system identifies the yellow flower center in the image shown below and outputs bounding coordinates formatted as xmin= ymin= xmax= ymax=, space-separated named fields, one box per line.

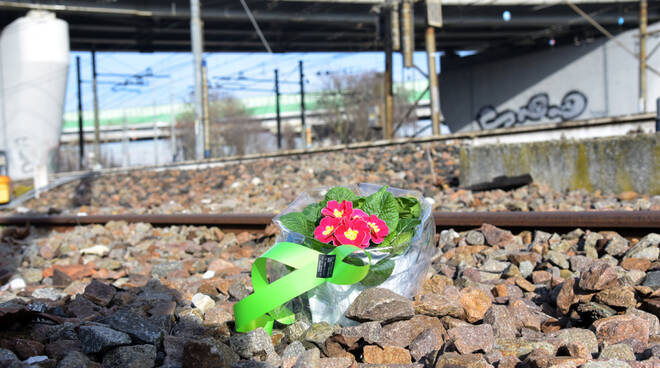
xmin=322 ymin=226 xmax=334 ymax=236
xmin=368 ymin=222 xmax=380 ymax=233
xmin=344 ymin=228 xmax=358 ymax=241
xmin=333 ymin=209 xmax=343 ymax=218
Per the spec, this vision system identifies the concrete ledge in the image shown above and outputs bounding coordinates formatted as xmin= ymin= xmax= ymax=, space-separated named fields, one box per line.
xmin=460 ymin=133 xmax=660 ymax=195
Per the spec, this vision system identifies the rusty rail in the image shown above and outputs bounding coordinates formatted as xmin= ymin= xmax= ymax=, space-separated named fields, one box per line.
xmin=0 ymin=211 xmax=657 ymax=235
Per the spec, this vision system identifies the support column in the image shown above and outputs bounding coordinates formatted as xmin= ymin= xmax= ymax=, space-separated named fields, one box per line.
xmin=299 ymin=60 xmax=307 ymax=148
xmin=190 ymin=0 xmax=205 ymax=160
xmin=202 ymin=60 xmax=211 ymax=158
xmin=169 ymin=77 xmax=176 ymax=162
xmin=426 ymin=27 xmax=441 ymax=135
xmin=75 ymin=56 xmax=84 ymax=170
xmin=275 ymin=69 xmax=282 ymax=150
xmin=91 ymin=50 xmax=101 ymax=165
xmin=640 ymin=0 xmax=648 ymax=112
xmin=384 ymin=6 xmax=394 ymax=140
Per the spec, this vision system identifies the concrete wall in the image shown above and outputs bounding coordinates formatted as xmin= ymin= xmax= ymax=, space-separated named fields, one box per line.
xmin=459 ymin=133 xmax=660 ymax=195
xmin=440 ymin=21 xmax=660 ymax=132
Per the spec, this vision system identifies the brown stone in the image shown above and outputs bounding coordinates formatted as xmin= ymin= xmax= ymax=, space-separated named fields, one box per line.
xmin=459 ymin=287 xmax=492 ymax=323
xmin=448 ymin=324 xmax=494 ymax=354
xmin=435 ymin=352 xmax=493 ymax=368
xmin=508 ymin=252 xmax=540 ymax=266
xmin=594 ymin=286 xmax=637 ymax=309
xmin=556 ymin=278 xmax=577 ymax=315
xmin=515 ymin=277 xmax=536 ymax=292
xmin=421 ymin=275 xmax=453 ymax=294
xmin=491 ymin=284 xmax=508 ymax=298
xmin=409 ymin=327 xmax=444 ymax=362
xmin=592 ymin=314 xmax=649 ymax=346
xmin=480 ymin=224 xmax=516 ymax=248
xmin=83 ymin=279 xmax=116 ymax=306
xmin=621 ymin=258 xmax=652 ymax=272
xmin=561 ymin=342 xmax=591 ymax=359
xmin=379 ymin=315 xmax=444 ymax=348
xmin=532 ymin=271 xmax=552 ymax=284
xmin=578 ymin=263 xmax=618 ymax=291
xmin=13 ymin=339 xmax=45 ymax=360
xmin=362 ymin=345 xmax=411 ymax=364
xmin=413 ymin=294 xmax=464 ymax=319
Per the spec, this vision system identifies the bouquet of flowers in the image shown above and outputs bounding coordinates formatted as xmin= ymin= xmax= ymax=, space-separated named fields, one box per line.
xmin=234 ymin=184 xmax=435 ymax=332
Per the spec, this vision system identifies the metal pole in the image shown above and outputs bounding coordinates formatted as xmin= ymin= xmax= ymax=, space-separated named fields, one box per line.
xmin=299 ymin=60 xmax=307 ymax=148
xmin=190 ymin=0 xmax=205 ymax=160
xmin=91 ymin=50 xmax=101 ymax=166
xmin=169 ymin=77 xmax=176 ymax=162
xmin=402 ymin=0 xmax=414 ymax=68
xmin=202 ymin=60 xmax=211 ymax=158
xmin=426 ymin=27 xmax=441 ymax=135
xmin=640 ymin=0 xmax=648 ymax=112
xmin=275 ymin=69 xmax=282 ymax=150
xmin=75 ymin=56 xmax=84 ymax=170
xmin=384 ymin=6 xmax=394 ymax=139
xmin=656 ymin=98 xmax=660 ymax=132
xmin=122 ymin=111 xmax=128 ymax=168
xmin=152 ymin=85 xmax=158 ymax=166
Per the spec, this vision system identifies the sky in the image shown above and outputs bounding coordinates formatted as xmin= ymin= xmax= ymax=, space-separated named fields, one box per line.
xmin=64 ymin=50 xmax=439 ymax=113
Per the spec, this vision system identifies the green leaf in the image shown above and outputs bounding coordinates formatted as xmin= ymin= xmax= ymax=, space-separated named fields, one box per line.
xmin=396 ymin=196 xmax=421 ymax=219
xmin=325 ymin=187 xmax=358 ymax=204
xmin=302 ymin=203 xmax=321 ymax=222
xmin=377 ymin=218 xmax=420 ymax=251
xmin=362 ymin=186 xmax=399 ymax=232
xmin=389 ymin=230 xmax=414 ymax=255
xmin=279 ymin=212 xmax=315 ymax=239
xmin=360 ymin=257 xmax=395 ymax=287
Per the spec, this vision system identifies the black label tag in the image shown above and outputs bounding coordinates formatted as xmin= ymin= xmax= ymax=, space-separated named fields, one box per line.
xmin=316 ymin=254 xmax=336 ymax=278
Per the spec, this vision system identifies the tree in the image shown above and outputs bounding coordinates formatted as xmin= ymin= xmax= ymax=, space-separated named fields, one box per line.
xmin=175 ymin=93 xmax=265 ymax=159
xmin=316 ymin=71 xmax=416 ymax=144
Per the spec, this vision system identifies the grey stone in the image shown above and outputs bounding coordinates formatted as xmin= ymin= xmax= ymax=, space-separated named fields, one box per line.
xmin=232 ymin=362 xmax=276 ymax=368
xmin=552 ymin=328 xmax=599 ymax=354
xmin=151 ymin=261 xmax=182 ymax=278
xmin=32 ymin=288 xmax=66 ymax=301
xmin=599 ymin=344 xmax=635 ymax=361
xmin=625 ymin=233 xmax=660 ymax=259
xmin=284 ymin=321 xmax=310 ymax=342
xmin=581 ymin=361 xmax=631 ymax=368
xmin=518 ymin=261 xmax=534 ymax=278
xmin=604 ymin=234 xmax=629 ymax=256
xmin=106 ymin=309 xmax=164 ymax=345
xmin=57 ymin=351 xmax=99 ymax=368
xmin=294 ymin=348 xmax=320 ymax=368
xmin=643 ymin=271 xmax=660 ymax=290
xmin=78 ymin=325 xmax=132 ymax=354
xmin=230 ymin=328 xmax=279 ymax=365
xmin=282 ymin=341 xmax=306 ymax=360
xmin=0 ymin=348 xmax=18 ymax=363
xmin=569 ymin=255 xmax=596 ymax=273
xmin=345 ymin=288 xmax=414 ymax=323
xmin=102 ymin=345 xmax=156 ymax=368
xmin=228 ymin=282 xmax=252 ymax=301
xmin=480 ymin=259 xmax=509 ymax=273
xmin=546 ymin=251 xmax=569 ymax=269
xmin=466 ymin=231 xmax=485 ymax=245
xmin=163 ymin=336 xmax=187 ymax=365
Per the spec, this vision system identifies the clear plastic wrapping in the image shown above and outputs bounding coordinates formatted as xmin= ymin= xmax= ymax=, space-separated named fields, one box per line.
xmin=271 ymin=183 xmax=436 ymax=326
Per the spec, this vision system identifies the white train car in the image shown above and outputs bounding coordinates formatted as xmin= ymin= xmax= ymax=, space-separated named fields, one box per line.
xmin=0 ymin=10 xmax=69 ymax=183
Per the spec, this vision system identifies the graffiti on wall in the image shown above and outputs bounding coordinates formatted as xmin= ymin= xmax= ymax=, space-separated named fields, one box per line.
xmin=475 ymin=90 xmax=588 ymax=130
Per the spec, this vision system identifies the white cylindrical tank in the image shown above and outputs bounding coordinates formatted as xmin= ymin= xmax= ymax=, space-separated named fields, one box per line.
xmin=0 ymin=10 xmax=69 ymax=181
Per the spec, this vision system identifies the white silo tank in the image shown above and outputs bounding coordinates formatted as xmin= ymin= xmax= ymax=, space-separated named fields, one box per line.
xmin=0 ymin=10 xmax=69 ymax=184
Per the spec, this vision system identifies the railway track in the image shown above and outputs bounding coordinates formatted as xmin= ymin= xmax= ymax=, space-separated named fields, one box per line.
xmin=1 ymin=210 xmax=658 ymax=237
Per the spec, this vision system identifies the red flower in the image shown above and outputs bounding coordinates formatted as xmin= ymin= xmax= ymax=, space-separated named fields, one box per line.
xmin=365 ymin=215 xmax=389 ymax=244
xmin=350 ymin=208 xmax=368 ymax=220
xmin=314 ymin=217 xmax=341 ymax=244
xmin=321 ymin=200 xmax=353 ymax=220
xmin=334 ymin=218 xmax=371 ymax=248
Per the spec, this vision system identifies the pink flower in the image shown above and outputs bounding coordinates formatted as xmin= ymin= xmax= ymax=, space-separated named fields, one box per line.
xmin=314 ymin=217 xmax=341 ymax=244
xmin=334 ymin=218 xmax=371 ymax=248
xmin=321 ymin=200 xmax=353 ymax=220
xmin=350 ymin=208 xmax=368 ymax=220
xmin=365 ymin=215 xmax=389 ymax=244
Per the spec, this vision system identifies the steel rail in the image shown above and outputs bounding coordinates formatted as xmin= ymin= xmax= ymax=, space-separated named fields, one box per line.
xmin=0 ymin=211 xmax=657 ymax=234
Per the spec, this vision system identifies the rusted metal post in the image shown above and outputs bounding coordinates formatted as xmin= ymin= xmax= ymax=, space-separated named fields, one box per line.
xmin=640 ymin=0 xmax=648 ymax=112
xmin=426 ymin=27 xmax=441 ymax=135
xmin=384 ymin=5 xmax=394 ymax=139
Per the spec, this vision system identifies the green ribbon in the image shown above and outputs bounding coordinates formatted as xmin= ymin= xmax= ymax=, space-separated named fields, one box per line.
xmin=233 ymin=242 xmax=370 ymax=334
